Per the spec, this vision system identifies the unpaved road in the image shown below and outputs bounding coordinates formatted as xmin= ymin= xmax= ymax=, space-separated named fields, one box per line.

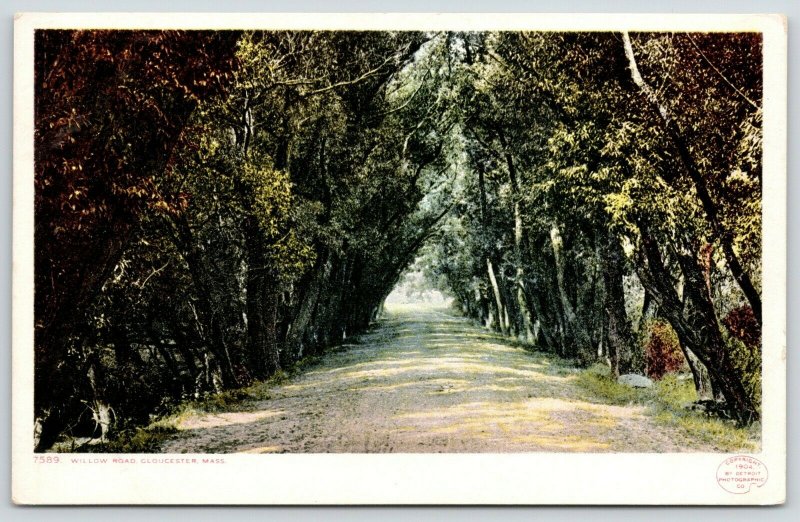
xmin=160 ymin=305 xmax=715 ymax=453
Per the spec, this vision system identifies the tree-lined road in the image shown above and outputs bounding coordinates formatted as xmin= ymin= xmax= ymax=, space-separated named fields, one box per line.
xmin=160 ymin=305 xmax=714 ymax=453
xmin=34 ymin=31 xmax=761 ymax=448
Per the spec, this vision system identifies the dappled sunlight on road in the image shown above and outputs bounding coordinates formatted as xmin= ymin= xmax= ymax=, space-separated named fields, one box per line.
xmin=160 ymin=304 xmax=716 ymax=453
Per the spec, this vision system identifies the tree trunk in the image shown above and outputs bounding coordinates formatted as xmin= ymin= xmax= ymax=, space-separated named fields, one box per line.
xmin=486 ymin=258 xmax=508 ymax=335
xmin=601 ymin=233 xmax=636 ymax=377
xmin=286 ymin=253 xmax=331 ymax=359
xmin=498 ymin=138 xmax=534 ymax=342
xmin=621 ymin=31 xmax=762 ymax=328
xmin=683 ymin=346 xmax=714 ymax=401
xmin=244 ymin=218 xmax=281 ymax=379
xmin=172 ymin=216 xmax=240 ymax=389
xmin=635 ymin=221 xmax=759 ymax=424
xmin=524 ymin=284 xmax=557 ymax=350
xmin=550 ymin=223 xmax=593 ymax=363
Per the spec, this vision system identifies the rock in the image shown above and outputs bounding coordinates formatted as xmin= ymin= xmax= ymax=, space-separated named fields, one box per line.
xmin=618 ymin=374 xmax=653 ymax=388
xmin=689 ymin=399 xmax=732 ymax=419
xmin=685 ymin=401 xmax=707 ymax=412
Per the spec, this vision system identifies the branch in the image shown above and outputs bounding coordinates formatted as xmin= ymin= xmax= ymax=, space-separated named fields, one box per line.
xmin=622 ymin=32 xmax=669 ymax=122
xmin=375 ymin=68 xmax=432 ymax=118
xmin=137 ymin=260 xmax=171 ymax=298
xmin=301 ymin=54 xmax=397 ymax=97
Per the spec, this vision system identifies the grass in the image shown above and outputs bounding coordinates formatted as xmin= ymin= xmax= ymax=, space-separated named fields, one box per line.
xmin=91 ymin=425 xmax=179 ymax=453
xmin=573 ymin=363 xmax=760 ymax=452
xmin=574 ymin=363 xmax=650 ymax=405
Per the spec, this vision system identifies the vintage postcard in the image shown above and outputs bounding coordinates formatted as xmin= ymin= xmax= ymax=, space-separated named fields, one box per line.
xmin=12 ymin=12 xmax=786 ymax=504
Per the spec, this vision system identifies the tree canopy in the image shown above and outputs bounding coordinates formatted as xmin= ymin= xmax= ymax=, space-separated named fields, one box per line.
xmin=33 ymin=29 xmax=763 ymax=451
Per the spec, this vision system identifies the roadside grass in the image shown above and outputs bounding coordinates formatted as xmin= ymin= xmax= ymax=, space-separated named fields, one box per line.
xmin=573 ymin=363 xmax=760 ymax=452
xmin=474 ymin=333 xmax=759 ymax=452
xmin=91 ymin=425 xmax=179 ymax=453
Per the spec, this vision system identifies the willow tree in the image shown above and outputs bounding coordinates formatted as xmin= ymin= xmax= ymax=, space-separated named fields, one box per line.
xmin=33 ymin=30 xmax=240 ymax=451
xmin=420 ymin=31 xmax=761 ymax=424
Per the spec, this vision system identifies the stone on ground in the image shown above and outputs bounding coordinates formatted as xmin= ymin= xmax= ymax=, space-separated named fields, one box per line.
xmin=618 ymin=374 xmax=654 ymax=388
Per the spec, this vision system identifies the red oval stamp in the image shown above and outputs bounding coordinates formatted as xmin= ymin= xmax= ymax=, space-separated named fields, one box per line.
xmin=716 ymin=456 xmax=768 ymax=494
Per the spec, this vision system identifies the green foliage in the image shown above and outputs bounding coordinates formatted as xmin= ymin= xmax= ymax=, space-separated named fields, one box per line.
xmin=725 ymin=332 xmax=762 ymax=409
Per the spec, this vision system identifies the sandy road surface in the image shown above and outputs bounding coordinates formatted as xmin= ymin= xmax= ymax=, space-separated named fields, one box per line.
xmin=160 ymin=304 xmax=715 ymax=453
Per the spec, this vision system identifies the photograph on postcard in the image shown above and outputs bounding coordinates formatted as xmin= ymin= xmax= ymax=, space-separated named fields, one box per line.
xmin=13 ymin=12 xmax=786 ymax=505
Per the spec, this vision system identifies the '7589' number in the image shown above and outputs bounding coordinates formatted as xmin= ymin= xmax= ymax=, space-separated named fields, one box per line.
xmin=33 ymin=456 xmax=60 ymax=464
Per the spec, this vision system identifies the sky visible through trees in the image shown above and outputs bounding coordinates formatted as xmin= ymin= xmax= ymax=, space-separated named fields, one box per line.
xmin=33 ymin=29 xmax=763 ymax=452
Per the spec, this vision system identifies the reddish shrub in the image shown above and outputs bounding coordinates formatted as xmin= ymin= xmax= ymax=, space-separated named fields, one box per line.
xmin=644 ymin=320 xmax=686 ymax=380
xmin=723 ymin=305 xmax=760 ymax=348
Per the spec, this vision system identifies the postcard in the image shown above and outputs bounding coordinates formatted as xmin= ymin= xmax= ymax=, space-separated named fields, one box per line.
xmin=12 ymin=12 xmax=786 ymax=504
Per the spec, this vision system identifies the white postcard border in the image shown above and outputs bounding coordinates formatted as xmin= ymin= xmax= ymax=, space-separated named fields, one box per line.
xmin=11 ymin=12 xmax=787 ymax=505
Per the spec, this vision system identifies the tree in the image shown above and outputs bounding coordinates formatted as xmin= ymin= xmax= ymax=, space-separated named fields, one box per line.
xmin=34 ymin=30 xmax=239 ymax=450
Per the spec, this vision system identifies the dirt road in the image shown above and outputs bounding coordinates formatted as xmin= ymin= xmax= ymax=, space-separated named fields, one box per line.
xmin=160 ymin=304 xmax=715 ymax=453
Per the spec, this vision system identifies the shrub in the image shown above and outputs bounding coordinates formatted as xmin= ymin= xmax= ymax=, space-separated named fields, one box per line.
xmin=722 ymin=305 xmax=760 ymax=348
xmin=721 ymin=306 xmax=761 ymax=409
xmin=644 ymin=319 xmax=687 ymax=380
